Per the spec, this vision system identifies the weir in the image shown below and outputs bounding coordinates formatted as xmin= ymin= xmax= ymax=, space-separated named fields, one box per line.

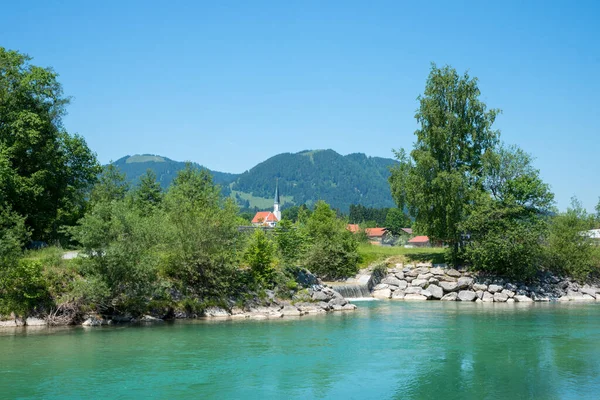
xmin=330 ymin=274 xmax=375 ymax=299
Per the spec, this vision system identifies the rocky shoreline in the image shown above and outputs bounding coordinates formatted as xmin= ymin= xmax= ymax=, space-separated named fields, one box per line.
xmin=372 ymin=263 xmax=600 ymax=303
xmin=0 ymin=284 xmax=356 ymax=328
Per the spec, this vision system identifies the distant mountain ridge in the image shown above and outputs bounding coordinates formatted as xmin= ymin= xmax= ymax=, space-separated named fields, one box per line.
xmin=111 ymin=150 xmax=398 ymax=212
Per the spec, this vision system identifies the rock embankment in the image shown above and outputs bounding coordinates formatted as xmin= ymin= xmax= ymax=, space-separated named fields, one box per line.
xmin=372 ymin=264 xmax=600 ymax=303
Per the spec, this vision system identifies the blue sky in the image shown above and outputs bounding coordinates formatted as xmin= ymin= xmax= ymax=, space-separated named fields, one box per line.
xmin=2 ymin=0 xmax=599 ymax=211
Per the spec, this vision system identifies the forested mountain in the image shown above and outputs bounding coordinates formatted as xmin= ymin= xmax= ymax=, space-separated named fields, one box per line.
xmin=112 ymin=155 xmax=239 ymax=188
xmin=111 ymin=150 xmax=397 ymax=212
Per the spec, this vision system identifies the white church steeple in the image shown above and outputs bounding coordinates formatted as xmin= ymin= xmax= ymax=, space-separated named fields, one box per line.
xmin=273 ymin=179 xmax=281 ymax=221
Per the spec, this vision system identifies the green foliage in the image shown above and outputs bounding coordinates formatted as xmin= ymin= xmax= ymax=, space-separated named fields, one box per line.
xmin=0 ymin=259 xmax=50 ymax=316
xmin=274 ymin=219 xmax=306 ymax=266
xmin=390 ymin=64 xmax=500 ymax=262
xmin=0 ymin=47 xmax=100 ymax=241
xmin=384 ymin=208 xmax=412 ymax=235
xmin=302 ymin=201 xmax=359 ymax=279
xmin=244 ymin=229 xmax=277 ymax=286
xmin=132 ymin=169 xmax=163 ymax=212
xmin=90 ymin=164 xmax=129 ymax=205
xmin=348 ymin=204 xmax=389 ymax=226
xmin=460 ymin=145 xmax=554 ymax=279
xmin=357 ymin=243 xmax=445 ymax=268
xmin=0 ymin=206 xmax=29 ymax=264
xmin=545 ymin=198 xmax=600 ymax=281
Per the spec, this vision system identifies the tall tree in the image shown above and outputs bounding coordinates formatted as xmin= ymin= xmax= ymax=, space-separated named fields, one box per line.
xmin=132 ymin=169 xmax=163 ymax=211
xmin=389 ymin=64 xmax=500 ymax=262
xmin=90 ymin=164 xmax=129 ymax=205
xmin=0 ymin=47 xmax=100 ymax=241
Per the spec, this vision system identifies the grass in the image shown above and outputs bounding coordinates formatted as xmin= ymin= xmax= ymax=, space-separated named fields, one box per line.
xmin=230 ymin=190 xmax=294 ymax=209
xmin=358 ymin=243 xmax=446 ymax=268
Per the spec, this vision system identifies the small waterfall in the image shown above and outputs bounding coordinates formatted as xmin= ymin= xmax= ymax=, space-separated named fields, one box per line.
xmin=333 ymin=284 xmax=372 ymax=299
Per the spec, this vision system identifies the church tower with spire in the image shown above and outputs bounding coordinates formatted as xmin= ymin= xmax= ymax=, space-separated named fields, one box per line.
xmin=273 ymin=179 xmax=281 ymax=221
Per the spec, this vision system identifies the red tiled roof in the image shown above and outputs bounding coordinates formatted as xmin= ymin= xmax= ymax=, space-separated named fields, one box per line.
xmin=252 ymin=211 xmax=279 ymax=224
xmin=408 ymin=235 xmax=429 ymax=243
xmin=347 ymin=224 xmax=360 ymax=233
xmin=365 ymin=228 xmax=386 ymax=238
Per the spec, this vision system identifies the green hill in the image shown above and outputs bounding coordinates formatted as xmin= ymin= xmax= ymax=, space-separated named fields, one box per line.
xmin=111 ymin=150 xmax=397 ymax=212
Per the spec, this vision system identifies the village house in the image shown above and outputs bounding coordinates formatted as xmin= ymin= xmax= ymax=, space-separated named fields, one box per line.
xmin=407 ymin=235 xmax=431 ymax=248
xmin=251 ymin=183 xmax=282 ymax=227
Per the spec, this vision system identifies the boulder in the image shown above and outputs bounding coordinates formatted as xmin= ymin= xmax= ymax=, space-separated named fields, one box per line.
xmin=405 ymin=286 xmax=423 ymax=294
xmin=514 ymin=295 xmax=533 ymax=302
xmin=317 ymin=301 xmax=331 ymax=310
xmin=502 ymin=289 xmax=515 ymax=298
xmin=404 ymin=277 xmax=414 ymax=283
xmin=281 ymin=306 xmax=302 ymax=316
xmin=404 ymin=294 xmax=428 ymax=301
xmin=531 ymin=293 xmax=551 ymax=302
xmin=406 ymin=269 xmax=420 ymax=277
xmin=457 ymin=290 xmax=477 ymax=302
xmin=446 ymin=268 xmax=462 ymax=277
xmin=25 ymin=317 xmax=46 ymax=326
xmin=372 ymin=288 xmax=392 ymax=299
xmin=580 ymin=287 xmax=598 ymax=297
xmin=505 ymin=283 xmax=518 ymax=291
xmin=311 ymin=290 xmax=330 ymax=301
xmin=567 ymin=291 xmax=586 ymax=301
xmin=428 ymin=277 xmax=440 ymax=285
xmin=391 ymin=291 xmax=405 ymax=300
xmin=329 ymin=297 xmax=348 ymax=307
xmin=506 ymin=298 xmax=515 ymax=303
xmin=417 ymin=273 xmax=434 ymax=280
xmin=430 ymin=267 xmax=445 ymax=275
xmin=476 ymin=290 xmax=484 ymax=300
xmin=382 ymin=277 xmax=404 ymax=287
xmin=582 ymin=294 xmax=596 ymax=301
xmin=396 ymin=280 xmax=409 ymax=290
xmin=373 ymin=283 xmax=389 ymax=291
xmin=441 ymin=292 xmax=458 ymax=301
xmin=473 ymin=283 xmax=488 ymax=291
xmin=342 ymin=304 xmax=357 ymax=311
xmin=439 ymin=281 xmax=459 ymax=293
xmin=427 ymin=284 xmax=444 ymax=299
xmin=493 ymin=292 xmax=509 ymax=302
xmin=82 ymin=316 xmax=105 ymax=326
xmin=482 ymin=292 xmax=494 ymax=302
xmin=395 ymin=272 xmax=405 ymax=280
xmin=488 ymin=284 xmax=504 ymax=294
xmin=140 ymin=315 xmax=164 ymax=322
xmin=412 ymin=279 xmax=428 ymax=288
xmin=421 ymin=290 xmax=433 ymax=299
xmin=475 ymin=298 xmax=483 ymax=303
xmin=456 ymin=277 xmax=474 ymax=290
xmin=440 ymin=275 xmax=458 ymax=282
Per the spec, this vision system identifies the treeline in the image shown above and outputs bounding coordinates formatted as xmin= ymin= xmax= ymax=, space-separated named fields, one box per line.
xmin=390 ymin=64 xmax=600 ymax=280
xmin=347 ymin=205 xmax=412 ymax=234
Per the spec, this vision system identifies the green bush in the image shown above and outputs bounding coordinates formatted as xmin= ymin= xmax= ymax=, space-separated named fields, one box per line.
xmin=244 ymin=229 xmax=277 ymax=286
xmin=0 ymin=259 xmax=50 ymax=317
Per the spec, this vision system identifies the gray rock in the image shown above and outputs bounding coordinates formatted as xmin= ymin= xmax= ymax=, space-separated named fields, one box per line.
xmin=404 ymin=293 xmax=428 ymax=301
xmin=329 ymin=297 xmax=348 ymax=307
xmin=457 ymin=290 xmax=477 ymax=302
xmin=372 ymin=288 xmax=392 ymax=299
xmin=482 ymin=292 xmax=494 ymax=302
xmin=0 ymin=319 xmax=17 ymax=327
xmin=582 ymin=294 xmax=596 ymax=301
xmin=514 ymin=295 xmax=533 ymax=302
xmin=404 ymin=277 xmax=414 ymax=283
xmin=441 ymin=292 xmax=458 ymax=301
xmin=493 ymin=292 xmax=509 ymax=302
xmin=473 ymin=283 xmax=488 ymax=291
xmin=405 ymin=286 xmax=423 ymax=294
xmin=342 ymin=304 xmax=357 ymax=311
xmin=382 ymin=277 xmax=404 ymax=287
xmin=580 ymin=287 xmax=598 ymax=297
xmin=428 ymin=277 xmax=440 ymax=285
xmin=281 ymin=306 xmax=302 ymax=316
xmin=430 ymin=267 xmax=445 ymax=275
xmin=475 ymin=298 xmax=483 ymax=303
xmin=440 ymin=281 xmax=459 ymax=293
xmin=317 ymin=301 xmax=330 ymax=310
xmin=396 ymin=280 xmax=409 ymax=290
xmin=140 ymin=315 xmax=164 ymax=322
xmin=440 ymin=275 xmax=458 ymax=282
xmin=476 ymin=290 xmax=484 ymax=300
xmin=456 ymin=277 xmax=474 ymax=290
xmin=204 ymin=307 xmax=229 ymax=317
xmin=488 ymin=284 xmax=504 ymax=294
xmin=531 ymin=293 xmax=550 ymax=302
xmin=391 ymin=291 xmax=405 ymax=299
xmin=505 ymin=283 xmax=518 ymax=291
xmin=25 ymin=317 xmax=46 ymax=326
xmin=394 ymin=272 xmax=405 ymax=280
xmin=506 ymin=298 xmax=515 ymax=303
xmin=446 ymin=268 xmax=462 ymax=277
xmin=427 ymin=284 xmax=444 ymax=299
xmin=558 ymin=295 xmax=570 ymax=302
xmin=417 ymin=273 xmax=434 ymax=280
xmin=412 ymin=279 xmax=428 ymax=288
xmin=82 ymin=317 xmax=105 ymax=326
xmin=406 ymin=269 xmax=420 ymax=277
xmin=421 ymin=290 xmax=433 ymax=299
xmin=373 ymin=283 xmax=389 ymax=291
xmin=502 ymin=289 xmax=515 ymax=298
xmin=312 ymin=290 xmax=330 ymax=301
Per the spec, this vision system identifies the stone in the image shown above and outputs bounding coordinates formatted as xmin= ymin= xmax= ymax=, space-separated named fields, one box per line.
xmin=446 ymin=268 xmax=462 ymax=277
xmin=342 ymin=304 xmax=357 ymax=311
xmin=372 ymin=288 xmax=392 ymax=299
xmin=405 ymin=286 xmax=423 ymax=294
xmin=373 ymin=283 xmax=389 ymax=291
xmin=140 ymin=315 xmax=163 ymax=322
xmin=502 ymin=289 xmax=515 ymax=298
xmin=580 ymin=287 xmax=598 ymax=297
xmin=493 ymin=292 xmax=509 ymax=302
xmin=439 ymin=281 xmax=459 ymax=293
xmin=0 ymin=319 xmax=17 ymax=327
xmin=204 ymin=307 xmax=229 ymax=317
xmin=482 ymin=292 xmax=495 ymax=302
xmin=404 ymin=277 xmax=414 ymax=283
xmin=417 ymin=273 xmax=434 ymax=280
xmin=412 ymin=279 xmax=428 ymax=288
xmin=329 ymin=297 xmax=348 ymax=307
xmin=473 ymin=283 xmax=488 ymax=291
xmin=475 ymin=298 xmax=483 ymax=303
xmin=317 ymin=301 xmax=330 ymax=310
xmin=430 ymin=267 xmax=445 ymax=275
xmin=456 ymin=277 xmax=474 ymax=290
xmin=441 ymin=292 xmax=458 ymax=301
xmin=457 ymin=290 xmax=477 ymax=302
xmin=391 ymin=291 xmax=405 ymax=300
xmin=406 ymin=269 xmax=420 ymax=277
xmin=394 ymin=272 xmax=405 ymax=280
xmin=567 ymin=291 xmax=586 ymax=301
xmin=582 ymin=294 xmax=596 ymax=301
xmin=382 ymin=277 xmax=404 ymax=286
xmin=488 ymin=284 xmax=504 ymax=294
xmin=396 ymin=280 xmax=409 ymax=290
xmin=428 ymin=277 xmax=440 ymax=285
xmin=505 ymin=283 xmax=518 ymax=291
xmin=531 ymin=293 xmax=550 ymax=302
xmin=427 ymin=284 xmax=444 ymax=299
xmin=514 ymin=295 xmax=533 ymax=302
xmin=281 ymin=306 xmax=302 ymax=316
xmin=421 ymin=290 xmax=433 ymax=299
xmin=558 ymin=295 xmax=570 ymax=302
xmin=440 ymin=275 xmax=458 ymax=282
xmin=476 ymin=290 xmax=484 ymax=300
xmin=311 ymin=290 xmax=330 ymax=301
xmin=82 ymin=317 xmax=105 ymax=326
xmin=404 ymin=294 xmax=428 ymax=301
xmin=506 ymin=298 xmax=515 ymax=303
xmin=25 ymin=317 xmax=46 ymax=326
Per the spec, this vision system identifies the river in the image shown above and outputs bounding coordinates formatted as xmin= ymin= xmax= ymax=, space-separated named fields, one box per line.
xmin=1 ymin=301 xmax=599 ymax=399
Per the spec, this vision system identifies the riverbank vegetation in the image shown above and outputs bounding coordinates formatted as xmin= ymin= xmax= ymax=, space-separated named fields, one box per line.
xmin=1 ymin=48 xmax=600 ymax=321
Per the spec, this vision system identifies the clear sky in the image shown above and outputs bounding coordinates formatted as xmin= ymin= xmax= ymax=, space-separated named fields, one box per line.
xmin=2 ymin=0 xmax=599 ymax=211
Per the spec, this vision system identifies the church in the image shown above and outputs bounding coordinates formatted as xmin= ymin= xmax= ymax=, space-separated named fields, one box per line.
xmin=251 ymin=182 xmax=282 ymax=227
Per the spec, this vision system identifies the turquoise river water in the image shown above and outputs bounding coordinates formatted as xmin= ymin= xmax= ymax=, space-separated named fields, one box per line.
xmin=1 ymin=301 xmax=600 ymax=399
